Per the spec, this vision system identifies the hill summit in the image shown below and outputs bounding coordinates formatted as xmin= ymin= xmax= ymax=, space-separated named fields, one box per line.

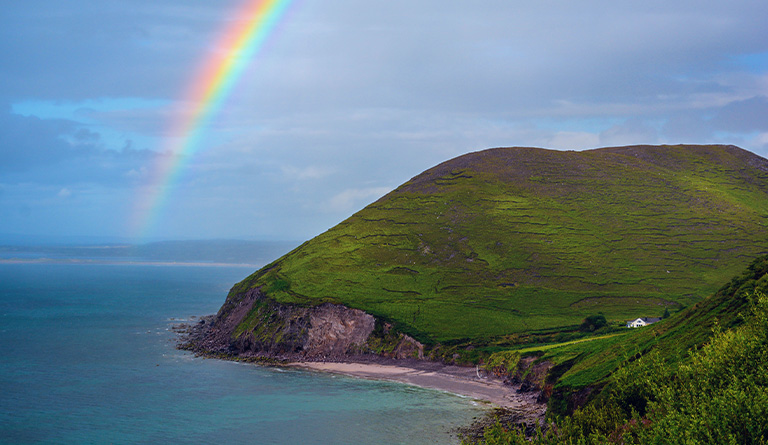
xmin=215 ymin=145 xmax=768 ymax=346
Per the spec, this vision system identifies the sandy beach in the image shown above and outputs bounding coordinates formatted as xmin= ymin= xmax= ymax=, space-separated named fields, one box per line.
xmin=289 ymin=361 xmax=543 ymax=413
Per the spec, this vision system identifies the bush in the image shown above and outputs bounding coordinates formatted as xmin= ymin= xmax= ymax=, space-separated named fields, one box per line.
xmin=636 ymin=291 xmax=768 ymax=444
xmin=579 ymin=314 xmax=607 ymax=332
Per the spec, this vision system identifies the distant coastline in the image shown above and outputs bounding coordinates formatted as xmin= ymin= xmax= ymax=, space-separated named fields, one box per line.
xmin=0 ymin=258 xmax=259 ymax=267
xmin=0 ymin=239 xmax=299 ymax=268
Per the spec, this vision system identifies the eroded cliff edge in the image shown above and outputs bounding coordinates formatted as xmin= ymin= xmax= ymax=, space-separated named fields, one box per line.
xmin=180 ymin=287 xmax=430 ymax=362
xmin=182 ymin=287 xmax=372 ymax=360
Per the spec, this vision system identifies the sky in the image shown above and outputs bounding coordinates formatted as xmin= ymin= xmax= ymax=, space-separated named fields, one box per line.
xmin=2 ymin=0 xmax=768 ymax=243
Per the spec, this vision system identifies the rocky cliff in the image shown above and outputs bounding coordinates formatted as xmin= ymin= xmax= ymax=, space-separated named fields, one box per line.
xmin=184 ymin=287 xmax=378 ymax=360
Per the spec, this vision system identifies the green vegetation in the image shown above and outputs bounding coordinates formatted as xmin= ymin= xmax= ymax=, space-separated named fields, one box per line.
xmin=227 ymin=145 xmax=768 ymax=344
xmin=465 ymin=254 xmax=768 ymax=444
xmin=485 ymin=350 xmax=522 ymax=376
xmin=579 ymin=315 xmax=607 ymax=332
xmin=551 ymin=253 xmax=768 ymax=397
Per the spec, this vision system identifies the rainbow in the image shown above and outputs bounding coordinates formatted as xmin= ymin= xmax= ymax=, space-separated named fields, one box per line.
xmin=132 ymin=0 xmax=294 ymax=239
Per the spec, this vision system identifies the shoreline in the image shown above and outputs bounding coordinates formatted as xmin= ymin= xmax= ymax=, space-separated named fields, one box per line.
xmin=176 ymin=319 xmax=547 ymax=437
xmin=176 ymin=317 xmax=546 ymax=418
xmin=287 ymin=360 xmax=544 ymax=414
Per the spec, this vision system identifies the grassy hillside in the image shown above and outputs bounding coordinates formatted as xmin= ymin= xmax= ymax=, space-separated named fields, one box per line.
xmin=519 ymin=254 xmax=768 ymax=409
xmin=467 ymin=254 xmax=768 ymax=443
xmin=231 ymin=145 xmax=768 ymax=343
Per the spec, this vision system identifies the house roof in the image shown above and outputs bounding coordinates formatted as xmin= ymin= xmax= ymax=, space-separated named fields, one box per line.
xmin=626 ymin=317 xmax=662 ymax=324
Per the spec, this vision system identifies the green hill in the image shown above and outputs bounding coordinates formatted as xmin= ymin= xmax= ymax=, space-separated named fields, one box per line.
xmin=467 ymin=254 xmax=768 ymax=443
xmin=527 ymin=254 xmax=768 ymax=411
xmin=228 ymin=144 xmax=768 ymax=343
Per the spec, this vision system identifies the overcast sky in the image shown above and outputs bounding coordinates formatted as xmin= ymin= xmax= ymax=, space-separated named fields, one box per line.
xmin=2 ymin=0 xmax=768 ymax=243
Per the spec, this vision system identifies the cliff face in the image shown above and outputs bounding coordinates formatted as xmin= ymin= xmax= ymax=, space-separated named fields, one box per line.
xmin=189 ymin=287 xmax=376 ymax=360
xmin=304 ymin=302 xmax=376 ymax=357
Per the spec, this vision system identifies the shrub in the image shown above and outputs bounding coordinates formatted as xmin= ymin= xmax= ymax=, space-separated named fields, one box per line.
xmin=579 ymin=314 xmax=607 ymax=332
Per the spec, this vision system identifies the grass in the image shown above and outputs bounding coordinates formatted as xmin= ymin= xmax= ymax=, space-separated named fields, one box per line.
xmin=228 ymin=145 xmax=768 ymax=343
xmin=514 ymin=333 xmax=623 ymax=354
xmin=529 ymin=253 xmax=768 ymax=405
xmin=464 ymin=257 xmax=768 ymax=444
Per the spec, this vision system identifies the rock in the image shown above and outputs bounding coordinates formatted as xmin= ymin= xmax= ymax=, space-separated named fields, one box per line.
xmin=392 ymin=334 xmax=424 ymax=359
xmin=304 ymin=303 xmax=375 ymax=358
xmin=183 ymin=288 xmax=375 ymax=360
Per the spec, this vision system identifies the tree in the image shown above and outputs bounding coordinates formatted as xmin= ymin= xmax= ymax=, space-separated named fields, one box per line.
xmin=580 ymin=314 xmax=607 ymax=332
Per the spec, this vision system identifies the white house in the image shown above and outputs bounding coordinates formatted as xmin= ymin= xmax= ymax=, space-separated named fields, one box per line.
xmin=626 ymin=317 xmax=662 ymax=328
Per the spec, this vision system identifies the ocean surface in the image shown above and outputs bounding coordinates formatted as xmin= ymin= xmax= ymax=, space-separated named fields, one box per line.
xmin=0 ymin=261 xmax=486 ymax=444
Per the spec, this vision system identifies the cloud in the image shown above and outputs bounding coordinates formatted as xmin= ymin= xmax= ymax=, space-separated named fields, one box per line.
xmin=256 ymin=1 xmax=768 ymax=117
xmin=751 ymin=133 xmax=768 ymax=156
xmin=0 ymin=111 xmax=80 ymax=172
xmin=600 ymin=119 xmax=660 ymax=147
xmin=328 ymin=187 xmax=393 ymax=213
xmin=2 ymin=0 xmax=768 ymax=241
xmin=710 ymin=96 xmax=768 ymax=133
xmin=662 ymin=114 xmax=713 ymax=142
xmin=0 ymin=0 xmax=231 ymax=102
xmin=281 ymin=164 xmax=335 ymax=181
xmin=546 ymin=132 xmax=601 ymax=151
xmin=125 ymin=167 xmax=148 ymax=179
xmin=0 ymin=105 xmax=158 ymax=187
xmin=659 ymin=95 xmax=768 ymax=150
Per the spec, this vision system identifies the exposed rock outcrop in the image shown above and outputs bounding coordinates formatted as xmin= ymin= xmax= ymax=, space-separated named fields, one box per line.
xmin=183 ymin=288 xmax=375 ymax=360
xmin=392 ymin=334 xmax=425 ymax=359
xmin=304 ymin=302 xmax=376 ymax=358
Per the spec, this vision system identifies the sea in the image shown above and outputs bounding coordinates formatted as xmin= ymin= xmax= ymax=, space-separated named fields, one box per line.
xmin=0 ymin=250 xmax=487 ymax=444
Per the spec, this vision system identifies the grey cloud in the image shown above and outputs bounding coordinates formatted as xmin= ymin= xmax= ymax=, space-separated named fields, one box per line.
xmin=0 ymin=0 xmax=232 ymax=101
xmin=599 ymin=119 xmax=659 ymax=147
xmin=662 ymin=114 xmax=713 ymax=142
xmin=2 ymin=0 xmax=768 ymax=241
xmin=267 ymin=0 xmax=768 ymax=115
xmin=0 ymin=107 xmax=157 ymax=187
xmin=0 ymin=111 xmax=82 ymax=171
xmin=661 ymin=95 xmax=768 ymax=142
xmin=711 ymin=96 xmax=768 ymax=133
xmin=5 ymin=0 xmax=767 ymax=113
xmin=76 ymin=105 xmax=172 ymax=138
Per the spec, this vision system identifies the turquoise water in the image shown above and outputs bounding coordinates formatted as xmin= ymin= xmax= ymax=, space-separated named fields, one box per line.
xmin=0 ymin=263 xmax=485 ymax=444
